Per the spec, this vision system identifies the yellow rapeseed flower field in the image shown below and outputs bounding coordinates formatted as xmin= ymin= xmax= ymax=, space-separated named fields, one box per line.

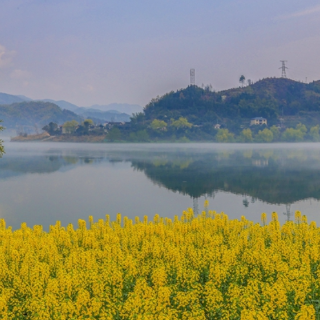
xmin=0 ymin=208 xmax=319 ymax=319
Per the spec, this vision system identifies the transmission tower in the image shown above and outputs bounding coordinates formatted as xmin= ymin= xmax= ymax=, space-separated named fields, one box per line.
xmin=190 ymin=69 xmax=195 ymax=86
xmin=279 ymin=61 xmax=288 ymax=78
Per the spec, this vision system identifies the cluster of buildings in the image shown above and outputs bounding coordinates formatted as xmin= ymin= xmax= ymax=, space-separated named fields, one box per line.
xmin=214 ymin=117 xmax=268 ymax=130
xmin=60 ymin=121 xmax=126 ymax=134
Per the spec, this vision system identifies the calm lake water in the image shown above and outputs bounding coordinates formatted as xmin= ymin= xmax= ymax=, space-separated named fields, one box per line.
xmin=1 ymin=141 xmax=320 ymax=229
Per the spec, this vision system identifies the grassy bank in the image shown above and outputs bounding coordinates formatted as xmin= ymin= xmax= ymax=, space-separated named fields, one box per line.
xmin=0 ymin=208 xmax=318 ymax=319
xmin=11 ymin=133 xmax=106 ymax=143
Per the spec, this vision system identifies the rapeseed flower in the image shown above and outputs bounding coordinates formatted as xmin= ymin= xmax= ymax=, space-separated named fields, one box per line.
xmin=0 ymin=208 xmax=319 ymax=319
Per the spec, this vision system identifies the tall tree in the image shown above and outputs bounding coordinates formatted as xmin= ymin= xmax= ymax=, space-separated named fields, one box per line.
xmin=256 ymin=128 xmax=273 ymax=142
xmin=42 ymin=122 xmax=59 ymax=135
xmin=106 ymin=127 xmax=121 ymax=141
xmin=215 ymin=129 xmax=234 ymax=142
xmin=171 ymin=117 xmax=192 ymax=129
xmin=240 ymin=128 xmax=253 ymax=142
xmin=83 ymin=119 xmax=94 ymax=134
xmin=150 ymin=119 xmax=167 ymax=130
xmin=63 ymin=120 xmax=79 ymax=134
xmin=239 ymin=75 xmax=246 ymax=87
xmin=309 ymin=125 xmax=320 ymax=141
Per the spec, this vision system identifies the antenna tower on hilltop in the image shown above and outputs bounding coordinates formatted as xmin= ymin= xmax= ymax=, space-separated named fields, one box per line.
xmin=279 ymin=61 xmax=288 ymax=78
xmin=190 ymin=69 xmax=195 ymax=85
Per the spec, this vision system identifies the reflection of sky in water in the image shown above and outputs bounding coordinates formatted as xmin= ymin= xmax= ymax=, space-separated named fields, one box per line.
xmin=1 ymin=142 xmax=320 ymax=230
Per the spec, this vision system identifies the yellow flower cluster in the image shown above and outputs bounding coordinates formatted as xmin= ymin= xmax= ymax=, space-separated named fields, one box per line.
xmin=0 ymin=209 xmax=319 ymax=319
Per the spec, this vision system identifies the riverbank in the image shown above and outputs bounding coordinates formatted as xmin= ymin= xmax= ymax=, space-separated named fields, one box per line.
xmin=11 ymin=133 xmax=106 ymax=142
xmin=10 ymin=132 xmax=320 ymax=143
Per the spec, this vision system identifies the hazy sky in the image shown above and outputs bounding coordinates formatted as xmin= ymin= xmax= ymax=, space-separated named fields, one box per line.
xmin=1 ymin=0 xmax=320 ymax=107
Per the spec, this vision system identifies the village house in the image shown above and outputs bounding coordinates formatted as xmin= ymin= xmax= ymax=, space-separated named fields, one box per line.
xmin=250 ymin=117 xmax=267 ymax=126
xmin=104 ymin=122 xmax=125 ymax=130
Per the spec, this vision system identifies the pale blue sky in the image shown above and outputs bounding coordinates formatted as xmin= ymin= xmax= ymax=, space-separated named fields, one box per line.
xmin=0 ymin=0 xmax=320 ymax=107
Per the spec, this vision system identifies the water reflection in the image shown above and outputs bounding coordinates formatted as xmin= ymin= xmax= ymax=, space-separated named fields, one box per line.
xmin=1 ymin=142 xmax=320 ymax=228
xmin=2 ymin=145 xmax=320 ymax=205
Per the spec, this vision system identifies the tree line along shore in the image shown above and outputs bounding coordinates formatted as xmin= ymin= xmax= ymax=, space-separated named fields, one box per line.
xmin=11 ymin=119 xmax=320 ymax=143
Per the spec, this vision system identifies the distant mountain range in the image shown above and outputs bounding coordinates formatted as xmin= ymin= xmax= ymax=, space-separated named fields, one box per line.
xmin=0 ymin=92 xmax=27 ymax=105
xmin=76 ymin=109 xmax=131 ymax=122
xmin=0 ymin=92 xmax=142 ymax=115
xmin=86 ymin=103 xmax=143 ymax=115
xmin=0 ymin=101 xmax=83 ymax=130
xmin=0 ymin=92 xmax=143 ymax=128
xmin=40 ymin=99 xmax=80 ymax=113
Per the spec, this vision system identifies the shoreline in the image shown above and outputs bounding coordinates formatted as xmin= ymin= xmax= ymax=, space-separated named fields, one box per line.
xmin=10 ymin=133 xmax=106 ymax=143
xmin=9 ymin=133 xmax=320 ymax=144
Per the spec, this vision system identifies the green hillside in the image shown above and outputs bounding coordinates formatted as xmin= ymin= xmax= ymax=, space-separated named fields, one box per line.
xmin=144 ymin=78 xmax=320 ymax=124
xmin=0 ymin=101 xmax=82 ymax=129
xmin=111 ymin=77 xmax=320 ymax=142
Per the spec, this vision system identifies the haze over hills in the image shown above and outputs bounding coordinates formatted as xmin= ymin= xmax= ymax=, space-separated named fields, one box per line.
xmin=87 ymin=103 xmax=143 ymax=115
xmin=16 ymin=95 xmax=33 ymax=102
xmin=0 ymin=92 xmax=141 ymax=114
xmin=36 ymin=99 xmax=132 ymax=121
xmin=0 ymin=101 xmax=82 ymax=129
xmin=0 ymin=92 xmax=139 ymax=122
xmin=0 ymin=92 xmax=137 ymax=126
xmin=0 ymin=92 xmax=27 ymax=105
xmin=76 ymin=109 xmax=131 ymax=122
xmin=41 ymin=99 xmax=80 ymax=113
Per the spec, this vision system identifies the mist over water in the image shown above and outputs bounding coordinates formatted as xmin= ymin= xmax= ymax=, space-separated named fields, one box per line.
xmin=1 ymin=141 xmax=320 ymax=230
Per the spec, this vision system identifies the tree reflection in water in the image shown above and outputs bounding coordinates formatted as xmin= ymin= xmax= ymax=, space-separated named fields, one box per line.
xmin=129 ymin=148 xmax=320 ymax=205
xmin=1 ymin=146 xmax=320 ymax=206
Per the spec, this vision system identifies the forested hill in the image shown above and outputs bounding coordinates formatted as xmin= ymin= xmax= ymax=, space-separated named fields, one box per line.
xmin=0 ymin=101 xmax=82 ymax=128
xmin=144 ymin=78 xmax=320 ymax=124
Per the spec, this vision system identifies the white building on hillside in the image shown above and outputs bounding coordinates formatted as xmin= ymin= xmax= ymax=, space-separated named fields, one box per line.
xmin=250 ymin=117 xmax=267 ymax=126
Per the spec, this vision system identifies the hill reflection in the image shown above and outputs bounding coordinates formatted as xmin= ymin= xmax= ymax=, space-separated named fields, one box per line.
xmin=1 ymin=146 xmax=320 ymax=205
xmin=128 ymin=149 xmax=320 ymax=204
